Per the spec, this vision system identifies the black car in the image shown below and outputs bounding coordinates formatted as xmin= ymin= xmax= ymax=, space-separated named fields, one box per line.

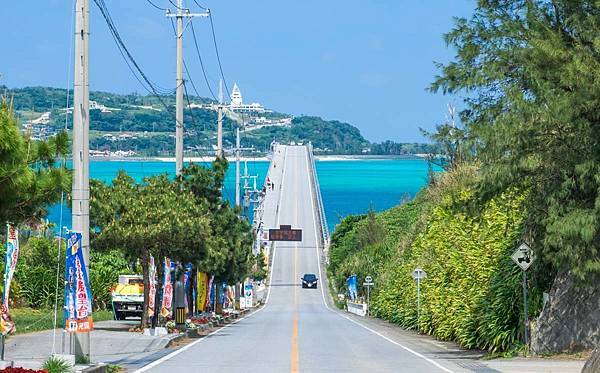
xmin=301 ymin=273 xmax=318 ymax=289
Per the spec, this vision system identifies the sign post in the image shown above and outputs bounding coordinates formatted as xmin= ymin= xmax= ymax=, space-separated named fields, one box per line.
xmin=511 ymin=242 xmax=535 ymax=347
xmin=411 ymin=267 xmax=427 ymax=333
xmin=363 ymin=276 xmax=374 ymax=316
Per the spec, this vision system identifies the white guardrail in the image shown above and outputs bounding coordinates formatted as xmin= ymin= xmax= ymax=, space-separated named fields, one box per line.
xmin=307 ymin=143 xmax=330 ymax=251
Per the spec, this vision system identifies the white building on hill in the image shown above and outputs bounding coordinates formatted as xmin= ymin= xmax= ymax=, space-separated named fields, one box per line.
xmin=229 ymin=83 xmax=266 ymax=113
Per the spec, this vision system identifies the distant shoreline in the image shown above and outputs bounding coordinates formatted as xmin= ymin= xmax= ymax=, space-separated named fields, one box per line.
xmin=89 ymin=154 xmax=430 ymax=162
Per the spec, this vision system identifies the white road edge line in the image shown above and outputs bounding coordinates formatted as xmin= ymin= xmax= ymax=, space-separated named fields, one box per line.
xmin=303 ymin=148 xmax=455 ymax=373
xmin=134 ymin=147 xmax=289 ymax=373
xmin=265 ymin=145 xmax=287 ymax=304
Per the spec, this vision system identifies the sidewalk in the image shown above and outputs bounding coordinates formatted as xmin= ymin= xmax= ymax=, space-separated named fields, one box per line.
xmin=5 ymin=320 xmax=181 ymax=371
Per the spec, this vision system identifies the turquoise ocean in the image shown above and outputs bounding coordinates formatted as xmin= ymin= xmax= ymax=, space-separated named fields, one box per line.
xmin=48 ymin=159 xmax=431 ymax=232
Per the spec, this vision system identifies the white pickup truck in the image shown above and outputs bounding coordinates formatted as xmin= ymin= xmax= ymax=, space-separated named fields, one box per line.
xmin=111 ymin=275 xmax=144 ymax=320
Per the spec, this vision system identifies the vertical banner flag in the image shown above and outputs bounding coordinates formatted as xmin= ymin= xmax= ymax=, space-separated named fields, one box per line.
xmin=197 ymin=272 xmax=208 ymax=312
xmin=63 ymin=232 xmax=94 ymax=332
xmin=161 ymin=258 xmax=173 ymax=317
xmin=207 ymin=275 xmax=214 ymax=311
xmin=148 ymin=255 xmax=157 ymax=318
xmin=244 ymin=282 xmax=253 ymax=309
xmin=183 ymin=263 xmax=192 ymax=313
xmin=1 ymin=224 xmax=19 ymax=335
xmin=346 ymin=275 xmax=358 ymax=302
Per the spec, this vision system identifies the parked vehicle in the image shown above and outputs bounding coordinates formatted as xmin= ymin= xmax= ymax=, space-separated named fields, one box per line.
xmin=111 ymin=275 xmax=144 ymax=320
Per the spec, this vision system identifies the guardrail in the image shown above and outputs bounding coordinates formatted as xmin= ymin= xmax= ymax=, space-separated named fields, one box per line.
xmin=306 ymin=143 xmax=330 ymax=253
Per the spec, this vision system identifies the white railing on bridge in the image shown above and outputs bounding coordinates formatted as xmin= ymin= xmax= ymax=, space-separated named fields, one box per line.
xmin=307 ymin=143 xmax=330 ymax=251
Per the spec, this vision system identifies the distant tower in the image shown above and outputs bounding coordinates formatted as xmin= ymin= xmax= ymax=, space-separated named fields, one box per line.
xmin=230 ymin=83 xmax=243 ymax=107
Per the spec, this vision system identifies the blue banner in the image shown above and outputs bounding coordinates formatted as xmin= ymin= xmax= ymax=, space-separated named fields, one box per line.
xmin=1 ymin=224 xmax=19 ymax=335
xmin=63 ymin=232 xmax=94 ymax=332
xmin=346 ymin=275 xmax=358 ymax=302
xmin=183 ymin=263 xmax=192 ymax=312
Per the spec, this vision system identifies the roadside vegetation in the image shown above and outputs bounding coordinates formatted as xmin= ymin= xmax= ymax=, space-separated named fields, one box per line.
xmin=0 ymin=97 xmax=258 ymax=332
xmin=329 ymin=0 xmax=600 ymax=355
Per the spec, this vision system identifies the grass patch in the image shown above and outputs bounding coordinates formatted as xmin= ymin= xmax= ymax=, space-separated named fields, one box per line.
xmin=12 ymin=308 xmax=114 ymax=335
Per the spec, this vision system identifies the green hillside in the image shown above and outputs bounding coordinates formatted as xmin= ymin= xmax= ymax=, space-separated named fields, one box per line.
xmin=3 ymin=86 xmax=438 ymax=156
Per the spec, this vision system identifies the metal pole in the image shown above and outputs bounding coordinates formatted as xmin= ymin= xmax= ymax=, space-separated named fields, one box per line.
xmin=416 ymin=277 xmax=420 ymax=333
xmin=175 ymin=0 xmax=184 ymax=175
xmin=366 ymin=286 xmax=370 ymax=317
xmin=523 ymin=271 xmax=529 ymax=347
xmin=73 ymin=0 xmax=91 ymax=358
xmin=217 ymin=79 xmax=223 ymax=157
xmin=235 ymin=127 xmax=241 ymax=206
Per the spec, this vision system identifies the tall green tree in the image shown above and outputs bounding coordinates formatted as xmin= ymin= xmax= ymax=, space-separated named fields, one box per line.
xmin=91 ymin=172 xmax=212 ymax=327
xmin=178 ymin=158 xmax=254 ymax=312
xmin=0 ymin=98 xmax=69 ymax=225
xmin=431 ymin=0 xmax=600 ymax=283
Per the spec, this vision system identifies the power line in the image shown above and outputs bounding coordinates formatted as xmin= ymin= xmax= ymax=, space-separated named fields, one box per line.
xmin=208 ymin=12 xmax=231 ymax=98
xmin=183 ymin=81 xmax=233 ymax=201
xmin=192 ymin=0 xmax=207 ymax=10
xmin=189 ymin=20 xmax=218 ymax=101
xmin=93 ymin=0 xmax=183 ymax=130
xmin=146 ymin=0 xmax=168 ymax=11
xmin=168 ymin=0 xmax=184 ymax=10
xmin=94 ymin=0 xmax=173 ymax=95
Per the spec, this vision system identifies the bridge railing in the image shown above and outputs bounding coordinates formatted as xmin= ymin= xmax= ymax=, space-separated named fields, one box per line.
xmin=306 ymin=143 xmax=330 ymax=254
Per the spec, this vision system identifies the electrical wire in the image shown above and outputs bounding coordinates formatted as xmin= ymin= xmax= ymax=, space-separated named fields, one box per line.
xmin=183 ymin=81 xmax=233 ymax=201
xmin=192 ymin=0 xmax=207 ymax=10
xmin=208 ymin=12 xmax=231 ymax=98
xmin=189 ymin=20 xmax=218 ymax=101
xmin=94 ymin=0 xmax=182 ymax=130
xmin=146 ymin=0 xmax=168 ymax=11
xmin=53 ymin=0 xmax=76 ymax=355
xmin=168 ymin=0 xmax=185 ymax=11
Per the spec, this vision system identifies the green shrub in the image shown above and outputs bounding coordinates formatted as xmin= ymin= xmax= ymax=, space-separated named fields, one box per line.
xmin=89 ymin=250 xmax=132 ymax=309
xmin=13 ymin=237 xmax=130 ymax=310
xmin=15 ymin=237 xmax=61 ymax=308
xmin=42 ymin=356 xmax=71 ymax=373
xmin=329 ymin=166 xmax=537 ymax=353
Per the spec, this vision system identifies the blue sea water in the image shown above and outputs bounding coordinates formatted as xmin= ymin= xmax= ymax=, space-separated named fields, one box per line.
xmin=48 ymin=159 xmax=431 ymax=232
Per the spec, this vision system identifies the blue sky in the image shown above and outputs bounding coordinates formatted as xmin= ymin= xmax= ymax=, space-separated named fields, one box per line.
xmin=0 ymin=0 xmax=474 ymax=142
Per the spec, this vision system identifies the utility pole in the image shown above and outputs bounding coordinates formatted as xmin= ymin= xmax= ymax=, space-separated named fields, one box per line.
xmin=235 ymin=126 xmax=241 ymax=206
xmin=72 ymin=0 xmax=90 ymax=358
xmin=217 ymin=79 xmax=224 ymax=157
xmin=166 ymin=1 xmax=209 ymax=174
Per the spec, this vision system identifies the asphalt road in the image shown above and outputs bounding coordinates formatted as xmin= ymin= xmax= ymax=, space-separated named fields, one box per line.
xmin=138 ymin=146 xmax=453 ymax=373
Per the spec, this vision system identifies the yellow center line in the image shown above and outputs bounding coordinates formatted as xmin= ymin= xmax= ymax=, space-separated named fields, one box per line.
xmin=290 ymin=152 xmax=300 ymax=373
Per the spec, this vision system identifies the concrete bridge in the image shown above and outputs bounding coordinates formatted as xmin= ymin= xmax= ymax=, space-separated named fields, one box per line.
xmin=139 ymin=144 xmax=461 ymax=372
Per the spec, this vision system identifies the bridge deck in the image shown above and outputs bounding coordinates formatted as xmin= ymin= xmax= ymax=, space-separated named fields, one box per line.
xmin=142 ymin=145 xmax=451 ymax=373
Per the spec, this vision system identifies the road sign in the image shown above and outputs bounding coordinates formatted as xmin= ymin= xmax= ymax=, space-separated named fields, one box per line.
xmin=364 ymin=276 xmax=373 ymax=285
xmin=411 ymin=267 xmax=427 ymax=280
xmin=511 ymin=243 xmax=535 ymax=271
xmin=268 ymin=225 xmax=302 ymax=242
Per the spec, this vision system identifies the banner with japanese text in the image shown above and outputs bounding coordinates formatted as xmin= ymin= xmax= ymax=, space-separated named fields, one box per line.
xmin=1 ymin=224 xmax=19 ymax=335
xmin=148 ymin=255 xmax=157 ymax=318
xmin=63 ymin=232 xmax=94 ymax=332
xmin=160 ymin=258 xmax=173 ymax=318
xmin=196 ymin=271 xmax=208 ymax=312
xmin=183 ymin=263 xmax=192 ymax=313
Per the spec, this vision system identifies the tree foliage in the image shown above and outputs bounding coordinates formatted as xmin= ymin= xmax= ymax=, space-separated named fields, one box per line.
xmin=431 ymin=0 xmax=600 ymax=282
xmin=0 ymin=98 xmax=69 ymax=225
